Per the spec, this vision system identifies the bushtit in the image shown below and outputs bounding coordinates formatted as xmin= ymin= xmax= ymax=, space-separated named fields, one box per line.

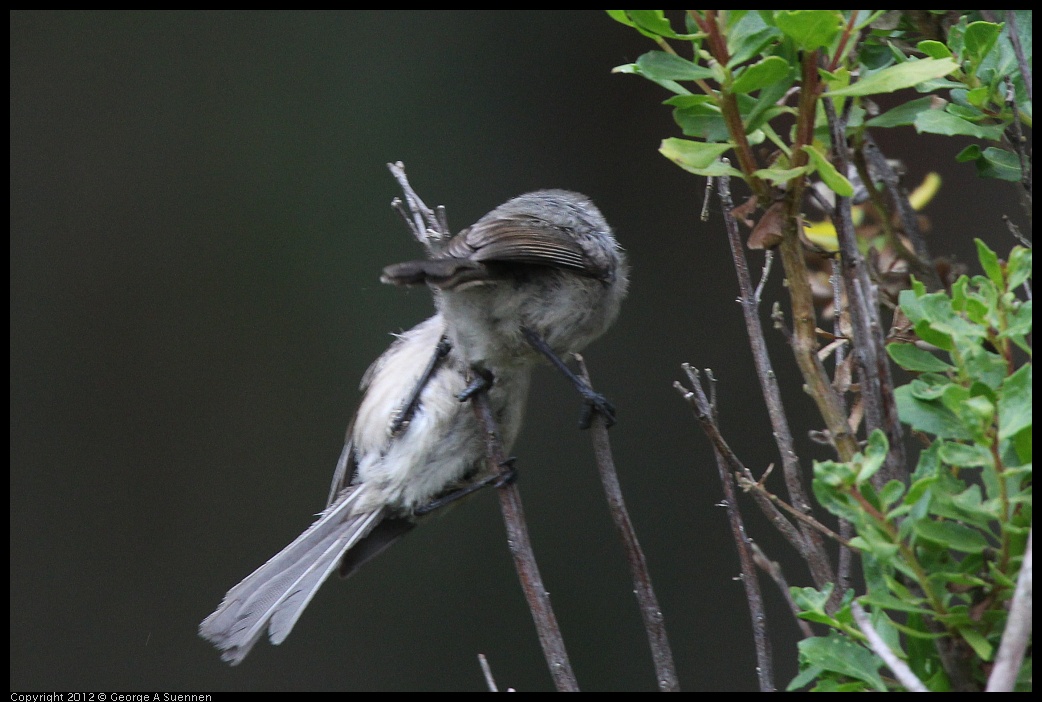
xmin=199 ymin=189 xmax=628 ymax=665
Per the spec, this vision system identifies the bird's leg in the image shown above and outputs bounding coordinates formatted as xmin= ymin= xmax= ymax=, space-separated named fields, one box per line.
xmin=413 ymin=458 xmax=518 ymax=515
xmin=390 ymin=336 xmax=452 ymax=436
xmin=520 ymin=326 xmax=616 ymax=428
xmin=456 ymin=366 xmax=495 ymax=402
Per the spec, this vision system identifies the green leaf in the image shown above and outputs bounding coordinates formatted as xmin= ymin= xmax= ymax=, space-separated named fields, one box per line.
xmin=667 ymin=95 xmax=730 ymax=141
xmin=866 ymin=96 xmax=937 ymax=128
xmin=659 ymin=138 xmax=741 ymax=176
xmin=945 ymin=391 xmax=995 ymax=440
xmin=726 ymin=23 xmax=783 ymax=69
xmin=626 ymin=10 xmax=681 ymax=39
xmin=917 ymin=40 xmax=952 ymax=59
xmin=960 ymin=346 xmax=1008 ymax=390
xmin=827 ymin=58 xmax=958 ymax=97
xmin=913 ymin=519 xmax=990 ymax=553
xmin=950 ymin=485 xmax=1000 ymax=527
xmin=732 ymin=56 xmax=791 ymax=93
xmin=1007 ymin=12 xmax=1032 ymax=74
xmin=962 ymin=21 xmax=1002 ymax=68
xmin=887 ymin=343 xmax=955 ymax=372
xmin=636 ymin=50 xmax=715 ymax=82
xmin=964 ymin=86 xmax=991 ymax=108
xmin=612 ymin=61 xmax=692 ymax=96
xmin=939 ymin=441 xmax=994 ymax=468
xmin=1007 ymin=247 xmax=1032 ymax=291
xmin=907 ymin=374 xmax=950 ymax=400
xmin=788 ymin=664 xmax=825 ymax=692
xmin=802 ymin=145 xmax=854 ymax=196
xmin=955 ymin=144 xmax=982 ymax=162
xmin=795 ymin=633 xmax=887 ymax=692
xmin=975 ymin=239 xmax=1004 ymax=289
xmin=774 ymin=10 xmax=842 ymax=51
xmin=974 ymin=147 xmax=1023 ymax=182
xmin=895 ymin=385 xmax=973 ymax=440
xmin=959 ymin=626 xmax=994 ymax=661
xmin=744 ymin=73 xmax=796 ymax=131
xmin=752 ymin=165 xmax=812 ymax=184
xmin=998 ymin=364 xmax=1032 ymax=442
xmin=792 ymin=583 xmax=835 ymax=616
xmin=1004 ymin=300 xmax=1032 ymax=355
xmin=946 ymin=102 xmax=986 ymax=120
xmin=605 ymin=10 xmax=636 ymax=27
xmin=918 ymin=291 xmax=988 ymax=342
xmin=913 ymin=109 xmax=1008 ymax=140
xmin=857 ymin=430 xmax=890 ymax=484
xmin=879 ymin=479 xmax=907 ymax=512
xmin=860 ymin=592 xmax=932 ymax=616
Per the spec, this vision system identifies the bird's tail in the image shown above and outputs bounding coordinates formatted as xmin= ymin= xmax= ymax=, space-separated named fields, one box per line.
xmin=199 ymin=485 xmax=384 ymax=665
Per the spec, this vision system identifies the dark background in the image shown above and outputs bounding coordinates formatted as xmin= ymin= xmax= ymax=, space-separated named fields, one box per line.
xmin=10 ymin=10 xmax=1026 ymax=692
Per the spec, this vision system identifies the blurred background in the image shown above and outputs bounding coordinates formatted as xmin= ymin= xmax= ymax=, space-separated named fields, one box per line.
xmin=10 ymin=10 xmax=1026 ymax=692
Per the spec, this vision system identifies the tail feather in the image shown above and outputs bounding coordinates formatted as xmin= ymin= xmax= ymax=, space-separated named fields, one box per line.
xmin=199 ymin=486 xmax=385 ymax=665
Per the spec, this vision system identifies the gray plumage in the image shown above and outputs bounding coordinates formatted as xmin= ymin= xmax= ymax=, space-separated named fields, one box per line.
xmin=199 ymin=190 xmax=627 ymax=664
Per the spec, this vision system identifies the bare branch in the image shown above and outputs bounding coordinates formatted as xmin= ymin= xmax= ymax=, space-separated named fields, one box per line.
xmin=674 ymin=367 xmax=774 ymax=692
xmin=734 ymin=472 xmax=852 ymax=548
xmin=859 ymin=133 xmax=942 ymax=291
xmin=750 ymin=543 xmax=814 ymax=639
xmin=1002 ymin=76 xmax=1033 ymax=204
xmin=824 ymin=99 xmax=908 ymax=484
xmin=575 ymin=354 xmax=680 ymax=692
xmin=1004 ymin=10 xmax=1032 ymax=104
xmin=851 ymin=601 xmax=928 ymax=692
xmin=700 ymin=176 xmax=715 ymax=223
xmin=469 ymin=388 xmax=580 ymax=692
xmin=673 ymin=370 xmax=809 ymax=555
xmin=986 ymin=528 xmax=1033 ymax=692
xmin=1003 ymin=215 xmax=1032 ymax=249
xmin=386 ymin=161 xmax=450 ymax=251
xmin=716 ymin=171 xmax=837 ymax=592
xmin=753 ymin=250 xmax=774 ymax=306
xmin=477 ymin=653 xmax=500 ymax=693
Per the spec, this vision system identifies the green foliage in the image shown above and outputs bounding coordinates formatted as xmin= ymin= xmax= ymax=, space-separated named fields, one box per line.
xmin=804 ymin=240 xmax=1032 ymax=691
xmin=610 ymin=10 xmax=1031 ymax=691
xmin=608 ymin=10 xmax=1031 ymax=189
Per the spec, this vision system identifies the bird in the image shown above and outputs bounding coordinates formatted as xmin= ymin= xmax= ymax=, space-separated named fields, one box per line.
xmin=199 ymin=188 xmax=628 ymax=665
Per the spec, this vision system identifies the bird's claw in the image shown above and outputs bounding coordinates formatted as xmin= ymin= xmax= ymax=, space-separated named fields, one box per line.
xmin=578 ymin=390 xmax=616 ymax=429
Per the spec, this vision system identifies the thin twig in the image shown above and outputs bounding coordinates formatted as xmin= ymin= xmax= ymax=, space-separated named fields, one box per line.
xmin=673 ymin=370 xmax=809 ymax=556
xmin=716 ymin=171 xmax=837 ymax=593
xmin=753 ymin=250 xmax=774 ymax=306
xmin=830 ymin=258 xmax=847 ymax=371
xmin=850 ymin=601 xmax=928 ymax=692
xmin=734 ymin=471 xmax=852 ymax=548
xmin=1004 ymin=10 xmax=1032 ymax=104
xmin=1003 ymin=215 xmax=1032 ymax=249
xmin=478 ymin=653 xmax=500 ymax=692
xmin=1002 ymin=76 xmax=1033 ymax=203
xmin=837 ymin=518 xmax=855 ymax=596
xmin=824 ymin=100 xmax=908 ymax=484
xmin=986 ymin=528 xmax=1032 ymax=692
xmin=470 ymin=389 xmax=579 ymax=692
xmin=859 ymin=133 xmax=942 ymax=291
xmin=574 ymin=355 xmax=680 ymax=692
xmin=387 ymin=161 xmax=448 ymax=250
xmin=674 ymin=367 xmax=774 ymax=692
xmin=700 ymin=177 xmax=715 ymax=222
xmin=851 ymin=147 xmax=927 ymax=279
xmin=750 ymin=543 xmax=814 ymax=639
